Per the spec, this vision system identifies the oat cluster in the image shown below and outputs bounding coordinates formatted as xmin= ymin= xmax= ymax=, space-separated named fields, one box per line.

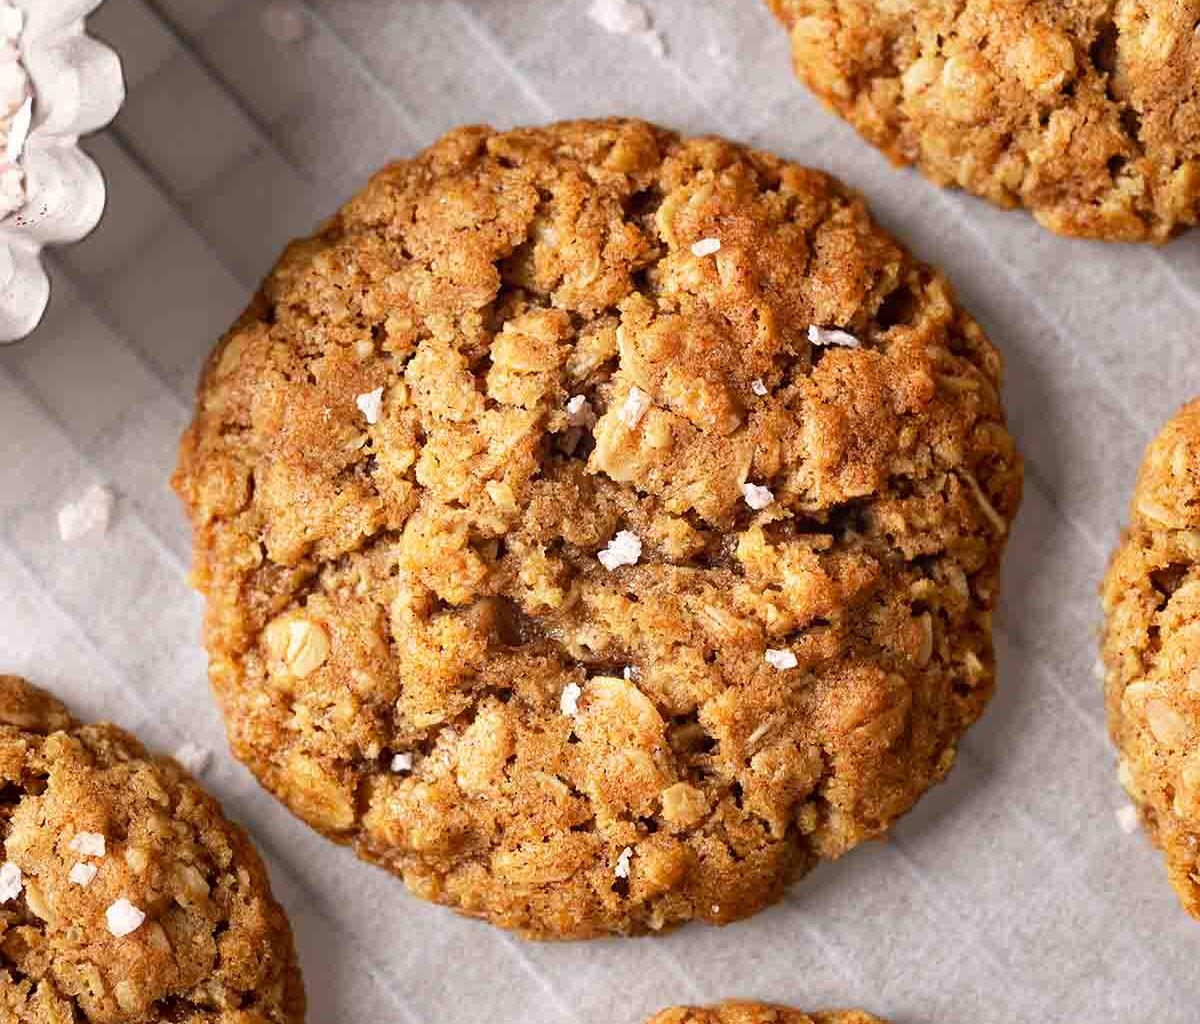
xmin=0 ymin=676 xmax=304 ymax=1023
xmin=175 ymin=118 xmax=1022 ymax=938
xmin=1102 ymin=399 xmax=1200 ymax=917
xmin=768 ymin=0 xmax=1200 ymax=242
xmin=646 ymin=1003 xmax=885 ymax=1024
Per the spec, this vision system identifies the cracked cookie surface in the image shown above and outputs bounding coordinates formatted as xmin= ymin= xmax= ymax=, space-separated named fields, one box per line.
xmin=647 ymin=1003 xmax=884 ymax=1024
xmin=767 ymin=0 xmax=1200 ymax=242
xmin=0 ymin=676 xmax=304 ymax=1023
xmin=174 ymin=118 xmax=1022 ymax=939
xmin=1103 ymin=399 xmax=1200 ymax=917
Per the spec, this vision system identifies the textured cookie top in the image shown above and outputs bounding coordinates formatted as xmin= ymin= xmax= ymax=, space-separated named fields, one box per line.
xmin=0 ymin=677 xmax=304 ymax=1024
xmin=647 ymin=1003 xmax=883 ymax=1024
xmin=174 ymin=118 xmax=1021 ymax=939
xmin=1102 ymin=399 xmax=1200 ymax=916
xmin=768 ymin=0 xmax=1200 ymax=242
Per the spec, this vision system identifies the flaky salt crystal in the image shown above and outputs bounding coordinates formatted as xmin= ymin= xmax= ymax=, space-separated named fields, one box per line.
xmin=69 ymin=862 xmax=98 ymax=887
xmin=356 ymin=387 xmax=384 ymax=425
xmin=68 ymin=832 xmax=106 ymax=858
xmin=765 ymin=649 xmax=798 ymax=671
xmin=691 ymin=237 xmax=721 ymax=257
xmin=1115 ymin=805 xmax=1139 ymax=834
xmin=743 ymin=483 xmax=774 ymax=510
xmin=106 ymin=898 xmax=146 ymax=937
xmin=751 ymin=379 xmax=768 ymax=396
xmin=391 ymin=752 xmax=413 ymax=773
xmin=0 ymin=862 xmax=21 ymax=903
xmin=614 ymin=847 xmax=633 ymax=878
xmin=560 ymin=682 xmax=582 ymax=716
xmin=598 ymin=530 xmax=642 ymax=570
xmin=174 ymin=742 xmax=212 ymax=776
xmin=58 ymin=485 xmax=114 ymax=542
xmin=808 ymin=325 xmax=861 ymax=348
xmin=619 ymin=387 xmax=651 ymax=429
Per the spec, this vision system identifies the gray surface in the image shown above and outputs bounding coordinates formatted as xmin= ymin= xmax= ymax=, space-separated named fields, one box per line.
xmin=3 ymin=1 xmax=1200 ymax=1020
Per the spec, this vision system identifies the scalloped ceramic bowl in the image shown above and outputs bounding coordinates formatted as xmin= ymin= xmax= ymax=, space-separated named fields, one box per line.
xmin=0 ymin=0 xmax=123 ymax=343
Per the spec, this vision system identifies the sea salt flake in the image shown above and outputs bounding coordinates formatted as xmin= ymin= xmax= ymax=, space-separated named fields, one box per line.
xmin=173 ymin=742 xmax=211 ymax=776
xmin=5 ymin=93 xmax=30 ymax=164
xmin=1116 ymin=804 xmax=1140 ymax=834
xmin=261 ymin=1 xmax=308 ymax=43
xmin=751 ymin=378 xmax=768 ymax=396
xmin=742 ymin=482 xmax=774 ymax=511
xmin=614 ymin=847 xmax=633 ymax=879
xmin=0 ymin=5 xmax=21 ymax=41
xmin=69 ymin=862 xmax=98 ymax=887
xmin=588 ymin=0 xmax=650 ymax=35
xmin=765 ymin=649 xmax=798 ymax=671
xmin=68 ymin=832 xmax=106 ymax=858
xmin=691 ymin=237 xmax=721 ymax=257
xmin=356 ymin=387 xmax=384 ymax=425
xmin=623 ymin=666 xmax=641 ymax=681
xmin=598 ymin=530 xmax=642 ymax=570
xmin=566 ymin=394 xmax=596 ymax=428
xmin=106 ymin=898 xmax=146 ymax=937
xmin=808 ymin=325 xmax=861 ymax=348
xmin=560 ymin=682 xmax=582 ymax=717
xmin=58 ymin=485 xmax=114 ymax=542
xmin=618 ymin=386 xmax=651 ymax=429
xmin=0 ymin=862 xmax=21 ymax=903
xmin=390 ymin=752 xmax=413 ymax=773
xmin=1092 ymin=658 xmax=1106 ymax=682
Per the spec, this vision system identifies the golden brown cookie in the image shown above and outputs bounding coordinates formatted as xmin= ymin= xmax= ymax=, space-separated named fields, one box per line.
xmin=0 ymin=676 xmax=304 ymax=1023
xmin=646 ymin=1003 xmax=884 ymax=1024
xmin=174 ymin=117 xmax=1022 ymax=939
xmin=767 ymin=0 xmax=1200 ymax=242
xmin=1102 ymin=399 xmax=1200 ymax=916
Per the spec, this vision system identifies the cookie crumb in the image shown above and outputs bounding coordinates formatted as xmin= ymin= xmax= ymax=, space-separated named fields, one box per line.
xmin=808 ymin=325 xmax=861 ymax=348
xmin=69 ymin=862 xmax=98 ymax=887
xmin=173 ymin=742 xmax=212 ymax=776
xmin=691 ymin=237 xmax=721 ymax=257
xmin=566 ymin=394 xmax=596 ymax=428
xmin=0 ymin=862 xmax=21 ymax=903
xmin=261 ymin=1 xmax=307 ymax=43
xmin=105 ymin=898 xmax=146 ymax=937
xmin=68 ymin=832 xmax=106 ymax=858
xmin=57 ymin=484 xmax=114 ymax=542
xmin=598 ymin=530 xmax=642 ymax=570
xmin=1116 ymin=804 xmax=1140 ymax=834
xmin=560 ymin=682 xmax=582 ymax=717
xmin=618 ymin=386 xmax=652 ymax=429
xmin=614 ymin=846 xmax=633 ymax=879
xmin=356 ymin=387 xmax=384 ymax=425
xmin=390 ymin=752 xmax=413 ymax=773
xmin=742 ymin=482 xmax=774 ymax=510
xmin=764 ymin=649 xmax=798 ymax=670
xmin=751 ymin=378 xmax=768 ymax=396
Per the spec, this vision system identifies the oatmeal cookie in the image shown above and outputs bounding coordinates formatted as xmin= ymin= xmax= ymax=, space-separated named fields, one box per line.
xmin=174 ymin=118 xmax=1022 ymax=939
xmin=647 ymin=1004 xmax=883 ymax=1024
xmin=767 ymin=0 xmax=1200 ymax=242
xmin=1102 ymin=399 xmax=1200 ymax=916
xmin=0 ymin=676 xmax=304 ymax=1023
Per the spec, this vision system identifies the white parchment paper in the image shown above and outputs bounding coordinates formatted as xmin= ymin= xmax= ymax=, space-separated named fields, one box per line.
xmin=4 ymin=1 xmax=1200 ymax=1020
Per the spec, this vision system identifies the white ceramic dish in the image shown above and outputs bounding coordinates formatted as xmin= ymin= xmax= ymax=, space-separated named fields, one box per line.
xmin=0 ymin=0 xmax=123 ymax=343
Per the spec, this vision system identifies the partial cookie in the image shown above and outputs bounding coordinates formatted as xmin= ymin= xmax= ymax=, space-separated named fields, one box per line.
xmin=0 ymin=676 xmax=305 ymax=1023
xmin=767 ymin=0 xmax=1200 ymax=242
xmin=647 ymin=1003 xmax=884 ymax=1024
xmin=1102 ymin=399 xmax=1200 ymax=916
xmin=174 ymin=117 xmax=1022 ymax=939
